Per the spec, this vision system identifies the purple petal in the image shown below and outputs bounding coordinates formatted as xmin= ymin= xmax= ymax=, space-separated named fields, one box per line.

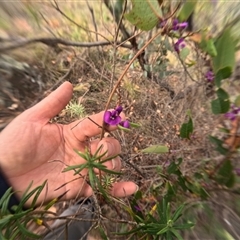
xmin=178 ymin=22 xmax=188 ymax=29
xmin=177 ymin=38 xmax=184 ymax=45
xmin=180 ymin=43 xmax=186 ymax=49
xmin=205 ymin=70 xmax=214 ymax=82
xmin=104 ymin=111 xmax=112 ymax=123
xmin=108 ymin=116 xmax=122 ymax=125
xmin=115 ymin=106 xmax=123 ymax=114
xmin=134 ymin=205 xmax=141 ymax=212
xmin=104 ymin=110 xmax=122 ymax=125
xmin=111 ymin=110 xmax=118 ymax=117
xmin=159 ymin=20 xmax=167 ymax=28
xmin=174 ymin=38 xmax=185 ymax=53
xmin=172 ymin=18 xmax=178 ymax=26
xmin=225 ymin=112 xmax=236 ymax=121
xmin=174 ymin=44 xmax=180 ymax=53
xmin=119 ymin=120 xmax=130 ymax=128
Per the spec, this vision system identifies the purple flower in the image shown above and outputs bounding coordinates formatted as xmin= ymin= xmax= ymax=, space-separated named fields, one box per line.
xmin=172 ymin=19 xmax=188 ymax=31
xmin=104 ymin=111 xmax=121 ymax=125
xmin=205 ymin=70 xmax=214 ymax=82
xmin=225 ymin=112 xmax=236 ymax=121
xmin=134 ymin=205 xmax=141 ymax=212
xmin=174 ymin=38 xmax=185 ymax=53
xmin=159 ymin=20 xmax=167 ymax=28
xmin=172 ymin=18 xmax=179 ymax=30
xmin=178 ymin=22 xmax=188 ymax=30
xmin=225 ymin=104 xmax=240 ymax=121
xmin=115 ymin=105 xmax=123 ymax=114
xmin=104 ymin=107 xmax=122 ymax=126
xmin=119 ymin=120 xmax=130 ymax=128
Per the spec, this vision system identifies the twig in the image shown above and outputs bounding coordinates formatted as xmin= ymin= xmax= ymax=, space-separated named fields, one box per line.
xmin=76 ymin=55 xmax=113 ymax=83
xmin=52 ymin=0 xmax=109 ymax=42
xmin=100 ymin=30 xmax=163 ymax=139
xmin=0 ymin=37 xmax=132 ymax=53
xmin=103 ymin=0 xmax=131 ymax=41
xmin=103 ymin=0 xmax=148 ymax=76
xmin=120 ymin=152 xmax=145 ymax=178
xmin=114 ymin=0 xmax=128 ymax=43
xmin=86 ymin=1 xmax=98 ymax=42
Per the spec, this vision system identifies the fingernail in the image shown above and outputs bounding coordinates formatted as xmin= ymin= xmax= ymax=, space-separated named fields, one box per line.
xmin=99 ymin=141 xmax=114 ymax=157
xmin=134 ymin=184 xmax=139 ymax=193
xmin=112 ymin=158 xmax=116 ymax=170
xmin=106 ymin=141 xmax=114 ymax=157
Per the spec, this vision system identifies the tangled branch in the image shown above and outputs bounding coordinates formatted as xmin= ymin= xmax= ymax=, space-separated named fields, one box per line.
xmin=0 ymin=37 xmax=132 ymax=53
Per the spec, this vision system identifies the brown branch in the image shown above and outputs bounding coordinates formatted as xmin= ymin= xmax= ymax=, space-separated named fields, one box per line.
xmin=0 ymin=37 xmax=132 ymax=53
xmin=51 ymin=0 xmax=109 ymax=42
xmin=86 ymin=1 xmax=98 ymax=42
xmin=100 ymin=30 xmax=163 ymax=139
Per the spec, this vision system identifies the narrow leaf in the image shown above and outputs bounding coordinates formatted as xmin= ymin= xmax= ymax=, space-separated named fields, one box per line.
xmin=141 ymin=145 xmax=169 ymax=154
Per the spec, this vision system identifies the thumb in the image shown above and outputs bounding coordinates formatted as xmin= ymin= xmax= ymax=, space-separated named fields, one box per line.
xmin=25 ymin=82 xmax=73 ymax=122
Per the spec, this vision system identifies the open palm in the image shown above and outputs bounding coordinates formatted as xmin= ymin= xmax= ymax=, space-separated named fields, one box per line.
xmin=0 ymin=82 xmax=137 ymax=206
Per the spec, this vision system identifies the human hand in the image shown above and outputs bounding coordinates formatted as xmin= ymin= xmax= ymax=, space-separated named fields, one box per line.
xmin=0 ymin=82 xmax=137 ymax=206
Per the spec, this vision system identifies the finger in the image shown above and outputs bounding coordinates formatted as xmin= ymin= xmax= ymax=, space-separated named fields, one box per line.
xmin=110 ymin=182 xmax=139 ymax=197
xmin=24 ymin=82 xmax=73 ymax=122
xmin=69 ymin=111 xmax=126 ymax=142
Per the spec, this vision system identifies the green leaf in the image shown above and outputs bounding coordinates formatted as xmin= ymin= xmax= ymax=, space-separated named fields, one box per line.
xmin=157 ymin=226 xmax=168 ymax=235
xmin=31 ymin=180 xmax=47 ymax=208
xmin=180 ymin=116 xmax=193 ymax=139
xmin=211 ymin=98 xmax=230 ymax=114
xmin=235 ymin=95 xmax=240 ymax=107
xmin=141 ymin=145 xmax=169 ymax=154
xmin=172 ymin=204 xmax=185 ymax=222
xmin=174 ymin=223 xmax=195 ymax=230
xmin=180 ymin=48 xmax=190 ymax=61
xmin=124 ymin=0 xmax=161 ymax=30
xmin=62 ymin=163 xmax=87 ymax=174
xmin=206 ymin=38 xmax=217 ymax=57
xmin=165 ymin=182 xmax=176 ymax=202
xmin=211 ymin=88 xmax=230 ymax=114
xmin=98 ymin=226 xmax=108 ymax=240
xmin=213 ymin=29 xmax=236 ymax=86
xmin=16 ymin=220 xmax=41 ymax=239
xmin=178 ymin=0 xmax=197 ymax=21
xmin=195 ymin=185 xmax=209 ymax=200
xmin=215 ymin=160 xmax=235 ymax=188
xmin=134 ymin=190 xmax=142 ymax=200
xmin=167 ymin=158 xmax=183 ymax=174
xmin=0 ymin=188 xmax=15 ymax=214
xmin=170 ymin=228 xmax=184 ymax=240
xmin=216 ymin=88 xmax=229 ymax=99
xmin=209 ymin=136 xmax=229 ymax=155
xmin=118 ymin=125 xmax=131 ymax=132
xmin=0 ymin=215 xmax=13 ymax=225
xmin=200 ymin=38 xmax=217 ymax=57
xmin=130 ymin=122 xmax=141 ymax=128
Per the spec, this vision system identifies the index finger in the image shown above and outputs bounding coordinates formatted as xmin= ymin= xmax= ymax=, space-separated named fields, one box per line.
xmin=68 ymin=110 xmax=125 ymax=142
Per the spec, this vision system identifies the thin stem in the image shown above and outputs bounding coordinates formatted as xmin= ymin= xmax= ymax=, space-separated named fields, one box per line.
xmin=100 ymin=29 xmax=163 ymax=139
